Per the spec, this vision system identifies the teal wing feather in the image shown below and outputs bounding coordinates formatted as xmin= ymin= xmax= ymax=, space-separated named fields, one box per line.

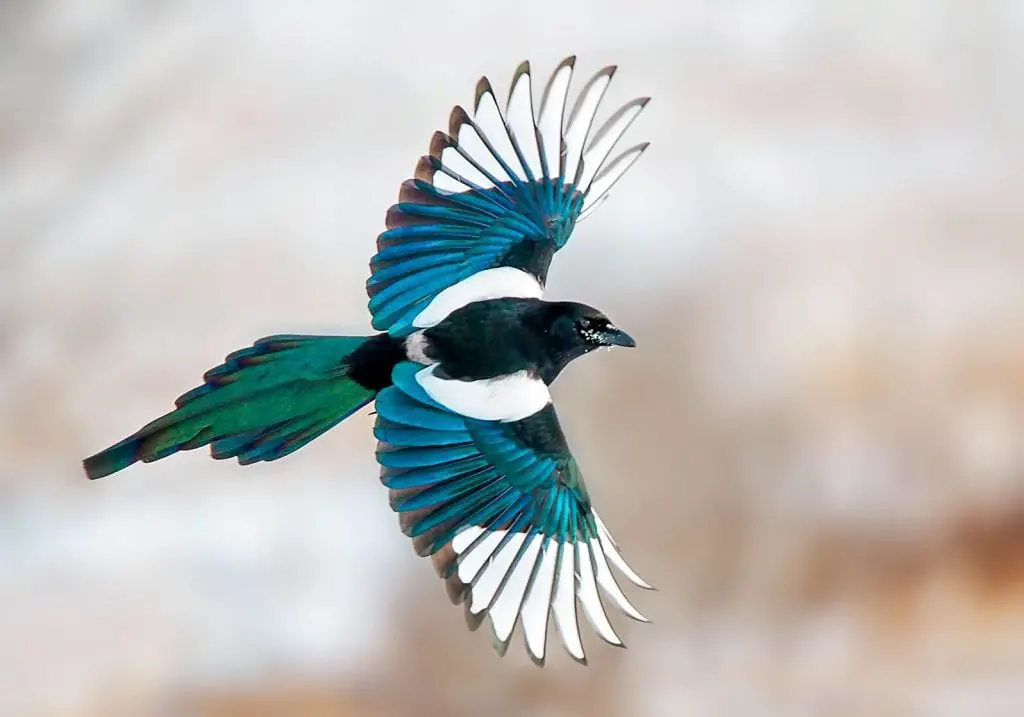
xmin=368 ymin=57 xmax=650 ymax=335
xmin=374 ymin=362 xmax=652 ymax=664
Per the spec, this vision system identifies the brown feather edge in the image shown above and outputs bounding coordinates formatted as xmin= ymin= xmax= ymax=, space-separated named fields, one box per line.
xmin=520 ymin=536 xmax=560 ymax=666
xmin=548 ymin=541 xmax=589 ymax=665
xmin=564 ymin=64 xmax=617 ymax=133
xmin=584 ymin=97 xmax=650 ymax=163
xmin=588 ymin=141 xmax=651 ymax=193
xmin=504 ymin=60 xmax=543 ymax=182
xmin=536 ymin=55 xmax=576 ymax=181
xmin=537 ymin=55 xmax=576 ymax=122
xmin=580 ymin=541 xmax=629 ymax=650
xmin=478 ymin=532 xmax=538 ymax=656
xmin=442 ymin=110 xmax=510 ymax=192
xmin=506 ymin=60 xmax=532 ymax=113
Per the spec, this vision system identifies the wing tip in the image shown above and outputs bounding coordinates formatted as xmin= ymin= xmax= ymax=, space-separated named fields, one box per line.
xmin=511 ymin=59 xmax=531 ymax=81
xmin=492 ymin=628 xmax=514 ymax=657
xmin=428 ymin=130 xmax=453 ymax=160
xmin=473 ymin=76 xmax=495 ymax=113
xmin=448 ymin=104 xmax=471 ymax=137
xmin=414 ymin=155 xmax=436 ymax=184
xmin=507 ymin=60 xmax=534 ymax=112
xmin=464 ymin=602 xmax=486 ymax=631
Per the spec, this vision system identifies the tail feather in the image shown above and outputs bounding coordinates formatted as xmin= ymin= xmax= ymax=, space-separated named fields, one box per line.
xmin=84 ymin=334 xmax=388 ymax=479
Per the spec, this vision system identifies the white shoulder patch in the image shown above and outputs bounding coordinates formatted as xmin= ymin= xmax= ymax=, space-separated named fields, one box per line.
xmin=414 ymin=364 xmax=550 ymax=422
xmin=411 ymin=267 xmax=543 ymax=329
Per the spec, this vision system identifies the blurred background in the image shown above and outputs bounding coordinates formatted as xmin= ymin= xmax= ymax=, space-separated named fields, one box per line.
xmin=2 ymin=1 xmax=1023 ymax=715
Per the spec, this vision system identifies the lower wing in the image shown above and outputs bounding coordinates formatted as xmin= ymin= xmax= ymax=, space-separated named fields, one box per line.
xmin=374 ymin=361 xmax=652 ymax=664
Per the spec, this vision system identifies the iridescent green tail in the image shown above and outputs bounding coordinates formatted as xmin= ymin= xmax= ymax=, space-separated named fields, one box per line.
xmin=84 ymin=334 xmax=381 ymax=479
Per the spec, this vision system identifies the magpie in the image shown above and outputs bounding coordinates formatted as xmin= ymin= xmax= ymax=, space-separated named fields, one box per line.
xmin=83 ymin=57 xmax=653 ymax=664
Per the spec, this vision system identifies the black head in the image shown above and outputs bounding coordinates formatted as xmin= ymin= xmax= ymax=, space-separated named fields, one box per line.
xmin=573 ymin=305 xmax=634 ymax=348
xmin=535 ymin=301 xmax=635 ymax=382
xmin=560 ymin=303 xmax=636 ymax=349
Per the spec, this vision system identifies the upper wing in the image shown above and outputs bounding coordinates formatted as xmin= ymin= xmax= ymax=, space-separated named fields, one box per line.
xmin=374 ymin=362 xmax=652 ymax=664
xmin=367 ymin=57 xmax=650 ymax=334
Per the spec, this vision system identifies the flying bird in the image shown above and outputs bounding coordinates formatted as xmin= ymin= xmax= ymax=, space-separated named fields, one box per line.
xmin=84 ymin=56 xmax=653 ymax=664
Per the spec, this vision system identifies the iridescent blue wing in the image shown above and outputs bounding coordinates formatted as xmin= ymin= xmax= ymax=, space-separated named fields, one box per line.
xmin=375 ymin=362 xmax=652 ymax=664
xmin=367 ymin=57 xmax=650 ymax=335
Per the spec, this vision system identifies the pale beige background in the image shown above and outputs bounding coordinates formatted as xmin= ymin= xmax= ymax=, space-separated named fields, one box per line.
xmin=2 ymin=1 xmax=1023 ymax=716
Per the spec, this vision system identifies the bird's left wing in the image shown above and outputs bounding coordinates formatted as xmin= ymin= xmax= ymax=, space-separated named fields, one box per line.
xmin=367 ymin=57 xmax=649 ymax=334
xmin=375 ymin=362 xmax=652 ymax=664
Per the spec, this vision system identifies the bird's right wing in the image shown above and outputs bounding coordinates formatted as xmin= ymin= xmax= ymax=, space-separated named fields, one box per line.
xmin=374 ymin=361 xmax=652 ymax=664
xmin=367 ymin=57 xmax=650 ymax=335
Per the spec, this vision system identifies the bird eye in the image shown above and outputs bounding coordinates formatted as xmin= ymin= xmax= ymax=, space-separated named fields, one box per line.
xmin=579 ymin=317 xmax=592 ymax=329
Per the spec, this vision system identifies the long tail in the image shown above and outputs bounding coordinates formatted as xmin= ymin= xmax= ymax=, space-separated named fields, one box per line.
xmin=83 ymin=333 xmax=404 ymax=479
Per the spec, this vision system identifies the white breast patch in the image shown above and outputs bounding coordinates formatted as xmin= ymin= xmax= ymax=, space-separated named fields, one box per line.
xmin=414 ymin=364 xmax=550 ymax=422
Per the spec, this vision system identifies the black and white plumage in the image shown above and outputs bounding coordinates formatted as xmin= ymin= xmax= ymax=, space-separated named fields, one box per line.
xmin=366 ymin=56 xmax=649 ymax=335
xmin=82 ymin=55 xmax=653 ymax=666
xmin=368 ymin=57 xmax=653 ymax=664
xmin=377 ymin=358 xmax=651 ymax=664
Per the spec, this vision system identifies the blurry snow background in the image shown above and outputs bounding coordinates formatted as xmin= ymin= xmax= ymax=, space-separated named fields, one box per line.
xmin=2 ymin=1 xmax=1024 ymax=715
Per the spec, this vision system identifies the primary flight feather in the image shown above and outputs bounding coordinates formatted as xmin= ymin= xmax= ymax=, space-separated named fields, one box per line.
xmin=84 ymin=56 xmax=652 ymax=664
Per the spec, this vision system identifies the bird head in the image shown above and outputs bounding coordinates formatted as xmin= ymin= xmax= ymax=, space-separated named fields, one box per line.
xmin=546 ymin=302 xmax=636 ymax=353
